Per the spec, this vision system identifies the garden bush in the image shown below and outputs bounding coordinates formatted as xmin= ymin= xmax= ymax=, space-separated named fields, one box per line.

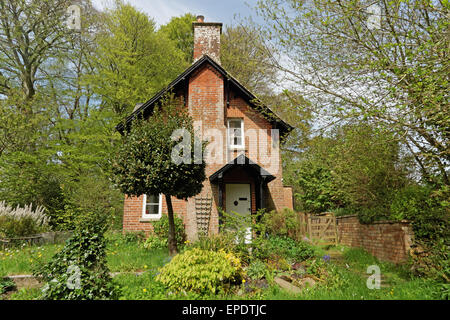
xmin=156 ymin=248 xmax=244 ymax=294
xmin=389 ymin=185 xmax=449 ymax=282
xmin=189 ymin=233 xmax=236 ymax=252
xmin=152 ymin=214 xmax=186 ymax=247
xmin=120 ymin=231 xmax=145 ymax=244
xmin=252 ymin=235 xmax=317 ymax=263
xmin=142 ymin=235 xmax=168 ymax=250
xmin=261 ymin=208 xmax=306 ymax=241
xmin=0 ymin=201 xmax=49 ymax=238
xmin=33 ymin=212 xmax=119 ymax=300
xmin=246 ymin=260 xmax=269 ymax=280
xmin=390 ymin=185 xmax=448 ymax=241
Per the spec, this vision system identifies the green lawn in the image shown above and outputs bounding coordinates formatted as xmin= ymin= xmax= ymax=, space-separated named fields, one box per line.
xmin=0 ymin=234 xmax=443 ymax=300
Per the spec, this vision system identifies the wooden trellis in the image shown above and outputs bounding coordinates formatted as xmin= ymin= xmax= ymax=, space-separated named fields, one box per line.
xmin=195 ymin=195 xmax=213 ymax=237
xmin=307 ymin=212 xmax=338 ymax=245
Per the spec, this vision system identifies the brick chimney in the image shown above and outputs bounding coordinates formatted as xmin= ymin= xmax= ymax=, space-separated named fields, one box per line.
xmin=192 ymin=15 xmax=222 ymax=64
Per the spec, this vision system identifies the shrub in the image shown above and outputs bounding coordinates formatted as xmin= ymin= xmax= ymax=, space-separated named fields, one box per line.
xmin=390 ymin=185 xmax=448 ymax=241
xmin=189 ymin=233 xmax=236 ymax=252
xmin=253 ymin=236 xmax=317 ymax=263
xmin=357 ymin=206 xmax=390 ymax=224
xmin=142 ymin=236 xmax=168 ymax=250
xmin=121 ymin=231 xmax=145 ymax=244
xmin=156 ymin=248 xmax=244 ymax=294
xmin=33 ymin=212 xmax=119 ymax=300
xmin=152 ymin=214 xmax=186 ymax=246
xmin=390 ymin=185 xmax=449 ymax=282
xmin=0 ymin=201 xmax=49 ymax=238
xmin=247 ymin=260 xmax=268 ymax=280
xmin=261 ymin=208 xmax=306 ymax=241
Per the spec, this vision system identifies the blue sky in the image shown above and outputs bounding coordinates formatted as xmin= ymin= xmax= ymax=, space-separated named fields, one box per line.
xmin=92 ymin=0 xmax=259 ymax=27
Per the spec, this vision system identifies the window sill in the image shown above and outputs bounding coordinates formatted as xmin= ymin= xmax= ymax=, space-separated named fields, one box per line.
xmin=139 ymin=217 xmax=161 ymax=223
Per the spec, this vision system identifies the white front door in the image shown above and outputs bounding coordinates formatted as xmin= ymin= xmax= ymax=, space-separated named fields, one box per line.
xmin=226 ymin=183 xmax=252 ymax=243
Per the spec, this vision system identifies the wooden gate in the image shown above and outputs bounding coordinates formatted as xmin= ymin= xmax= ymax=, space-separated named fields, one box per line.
xmin=307 ymin=212 xmax=338 ymax=245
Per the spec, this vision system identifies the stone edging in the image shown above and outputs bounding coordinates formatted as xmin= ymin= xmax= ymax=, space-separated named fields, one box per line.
xmin=4 ymin=272 xmax=145 ymax=282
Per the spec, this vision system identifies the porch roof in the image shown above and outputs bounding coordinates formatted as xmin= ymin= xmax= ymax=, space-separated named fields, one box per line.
xmin=209 ymin=154 xmax=276 ymax=184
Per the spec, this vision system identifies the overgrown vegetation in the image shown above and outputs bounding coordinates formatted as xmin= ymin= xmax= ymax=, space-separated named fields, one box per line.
xmin=1 ymin=226 xmax=446 ymax=300
xmin=142 ymin=215 xmax=186 ymax=251
xmin=33 ymin=213 xmax=119 ymax=300
xmin=0 ymin=201 xmax=49 ymax=238
xmin=261 ymin=208 xmax=306 ymax=241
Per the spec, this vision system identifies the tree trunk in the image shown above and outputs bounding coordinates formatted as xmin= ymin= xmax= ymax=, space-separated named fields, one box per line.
xmin=165 ymin=194 xmax=178 ymax=256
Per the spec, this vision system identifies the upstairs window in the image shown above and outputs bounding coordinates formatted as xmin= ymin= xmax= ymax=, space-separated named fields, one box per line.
xmin=227 ymin=118 xmax=244 ymax=149
xmin=142 ymin=194 xmax=162 ymax=219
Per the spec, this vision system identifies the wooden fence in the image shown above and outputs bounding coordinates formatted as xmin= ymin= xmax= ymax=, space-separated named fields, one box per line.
xmin=270 ymin=211 xmax=337 ymax=245
xmin=0 ymin=231 xmax=73 ymax=248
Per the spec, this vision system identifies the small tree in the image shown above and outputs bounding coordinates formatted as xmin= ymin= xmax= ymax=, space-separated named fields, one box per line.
xmin=112 ymin=95 xmax=207 ymax=255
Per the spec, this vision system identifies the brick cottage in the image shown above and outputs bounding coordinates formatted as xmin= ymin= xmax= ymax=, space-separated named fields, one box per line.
xmin=116 ymin=16 xmax=294 ymax=241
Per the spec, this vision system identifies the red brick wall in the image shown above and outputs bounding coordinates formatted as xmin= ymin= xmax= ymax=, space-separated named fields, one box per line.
xmin=336 ymin=215 xmax=414 ymax=263
xmin=122 ymin=195 xmax=187 ymax=236
xmin=283 ymin=186 xmax=294 ymax=210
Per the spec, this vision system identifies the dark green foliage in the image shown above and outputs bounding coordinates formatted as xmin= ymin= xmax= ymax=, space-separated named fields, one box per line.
xmin=0 ymin=216 xmax=45 ymax=238
xmin=151 ymin=214 xmax=186 ymax=246
xmin=0 ymin=276 xmax=16 ymax=294
xmin=390 ymin=185 xmax=449 ymax=241
xmin=294 ymin=161 xmax=339 ymax=213
xmin=389 ymin=185 xmax=449 ymax=282
xmin=357 ymin=207 xmax=389 ymax=224
xmin=289 ymin=123 xmax=409 ymax=216
xmin=33 ymin=213 xmax=119 ymax=300
xmin=112 ymin=96 xmax=207 ymax=200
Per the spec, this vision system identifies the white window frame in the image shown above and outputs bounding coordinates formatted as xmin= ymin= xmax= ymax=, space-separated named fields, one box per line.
xmin=142 ymin=194 xmax=163 ymax=219
xmin=227 ymin=118 xmax=245 ymax=149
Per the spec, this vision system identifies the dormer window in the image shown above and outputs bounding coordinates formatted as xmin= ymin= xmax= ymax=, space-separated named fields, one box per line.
xmin=227 ymin=118 xmax=244 ymax=149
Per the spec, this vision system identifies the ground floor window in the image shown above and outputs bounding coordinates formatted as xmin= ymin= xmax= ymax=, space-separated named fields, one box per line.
xmin=142 ymin=194 xmax=162 ymax=219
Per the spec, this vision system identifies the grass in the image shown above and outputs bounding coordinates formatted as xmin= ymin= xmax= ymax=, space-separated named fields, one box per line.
xmin=106 ymin=233 xmax=170 ymax=273
xmin=0 ymin=232 xmax=166 ymax=275
xmin=0 ymin=233 xmax=444 ymax=300
xmin=0 ymin=244 xmax=62 ymax=275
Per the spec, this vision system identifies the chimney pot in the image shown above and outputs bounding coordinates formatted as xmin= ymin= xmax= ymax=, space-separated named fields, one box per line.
xmin=196 ymin=15 xmax=204 ymax=22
